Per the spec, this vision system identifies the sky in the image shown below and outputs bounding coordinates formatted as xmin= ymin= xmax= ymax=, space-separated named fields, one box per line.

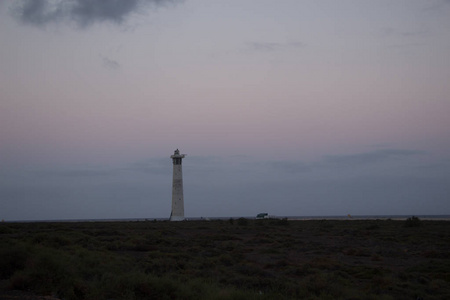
xmin=1 ymin=0 xmax=450 ymax=221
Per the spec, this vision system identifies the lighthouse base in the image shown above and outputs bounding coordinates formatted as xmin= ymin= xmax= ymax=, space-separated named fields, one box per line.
xmin=170 ymin=215 xmax=185 ymax=221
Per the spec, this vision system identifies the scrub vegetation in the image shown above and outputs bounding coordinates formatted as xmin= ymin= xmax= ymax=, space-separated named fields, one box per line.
xmin=1 ymin=218 xmax=450 ymax=299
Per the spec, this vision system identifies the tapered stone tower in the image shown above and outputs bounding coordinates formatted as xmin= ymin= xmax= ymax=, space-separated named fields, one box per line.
xmin=170 ymin=149 xmax=186 ymax=221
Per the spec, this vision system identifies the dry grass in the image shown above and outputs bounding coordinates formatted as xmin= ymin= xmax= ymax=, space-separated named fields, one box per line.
xmin=1 ymin=218 xmax=450 ymax=299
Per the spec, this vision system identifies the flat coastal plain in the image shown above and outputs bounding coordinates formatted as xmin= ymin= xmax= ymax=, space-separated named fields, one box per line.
xmin=1 ymin=218 xmax=449 ymax=299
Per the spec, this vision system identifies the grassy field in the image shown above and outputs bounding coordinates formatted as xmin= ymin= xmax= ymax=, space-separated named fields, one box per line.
xmin=1 ymin=218 xmax=449 ymax=299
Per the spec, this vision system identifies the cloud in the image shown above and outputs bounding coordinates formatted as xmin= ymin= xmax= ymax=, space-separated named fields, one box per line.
xmin=380 ymin=27 xmax=428 ymax=49
xmin=322 ymin=149 xmax=425 ymax=167
xmin=38 ymin=168 xmax=119 ymax=177
xmin=126 ymin=158 xmax=171 ymax=176
xmin=12 ymin=0 xmax=181 ymax=27
xmin=265 ymin=161 xmax=312 ymax=174
xmin=381 ymin=27 xmax=428 ymax=38
xmin=422 ymin=0 xmax=450 ymax=12
xmin=246 ymin=41 xmax=304 ymax=52
xmin=14 ymin=0 xmax=64 ymax=25
xmin=247 ymin=42 xmax=283 ymax=51
xmin=101 ymin=56 xmax=120 ymax=70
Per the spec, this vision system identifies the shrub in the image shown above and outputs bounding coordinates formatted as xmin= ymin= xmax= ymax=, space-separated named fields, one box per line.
xmin=0 ymin=243 xmax=28 ymax=279
xmin=3 ymin=219 xmax=450 ymax=299
xmin=405 ymin=216 xmax=422 ymax=227
xmin=276 ymin=218 xmax=289 ymax=226
xmin=24 ymin=249 xmax=72 ymax=295
xmin=366 ymin=224 xmax=380 ymax=230
xmin=237 ymin=218 xmax=249 ymax=226
xmin=0 ymin=224 xmax=13 ymax=234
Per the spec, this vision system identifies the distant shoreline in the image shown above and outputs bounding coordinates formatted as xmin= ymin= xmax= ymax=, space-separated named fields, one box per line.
xmin=3 ymin=215 xmax=450 ymax=223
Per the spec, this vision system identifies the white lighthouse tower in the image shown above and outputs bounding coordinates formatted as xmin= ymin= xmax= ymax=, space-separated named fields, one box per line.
xmin=170 ymin=149 xmax=186 ymax=221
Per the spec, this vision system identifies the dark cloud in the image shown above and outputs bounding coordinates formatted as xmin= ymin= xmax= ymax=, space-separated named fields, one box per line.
xmin=39 ymin=168 xmax=119 ymax=177
xmin=266 ymin=161 xmax=312 ymax=174
xmin=2 ymin=151 xmax=449 ymax=220
xmin=322 ymin=149 xmax=425 ymax=167
xmin=12 ymin=0 xmax=180 ymax=27
xmin=71 ymin=0 xmax=142 ymax=26
xmin=101 ymin=56 xmax=120 ymax=70
xmin=16 ymin=0 xmax=64 ymax=25
xmin=126 ymin=158 xmax=170 ymax=175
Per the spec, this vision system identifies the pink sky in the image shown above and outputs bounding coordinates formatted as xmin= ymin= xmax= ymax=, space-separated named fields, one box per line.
xmin=1 ymin=0 xmax=450 ymax=220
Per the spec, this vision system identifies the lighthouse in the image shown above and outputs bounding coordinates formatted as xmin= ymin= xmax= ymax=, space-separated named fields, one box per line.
xmin=170 ymin=149 xmax=186 ymax=221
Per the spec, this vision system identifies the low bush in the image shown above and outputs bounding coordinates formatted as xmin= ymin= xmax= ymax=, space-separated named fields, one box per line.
xmin=0 ymin=243 xmax=28 ymax=279
xmin=237 ymin=218 xmax=249 ymax=226
xmin=8 ymin=248 xmax=72 ymax=296
xmin=404 ymin=216 xmax=422 ymax=227
xmin=1 ymin=220 xmax=450 ymax=299
xmin=275 ymin=218 xmax=289 ymax=226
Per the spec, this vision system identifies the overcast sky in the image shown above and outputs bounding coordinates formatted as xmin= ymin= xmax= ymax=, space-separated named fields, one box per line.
xmin=1 ymin=0 xmax=449 ymax=221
